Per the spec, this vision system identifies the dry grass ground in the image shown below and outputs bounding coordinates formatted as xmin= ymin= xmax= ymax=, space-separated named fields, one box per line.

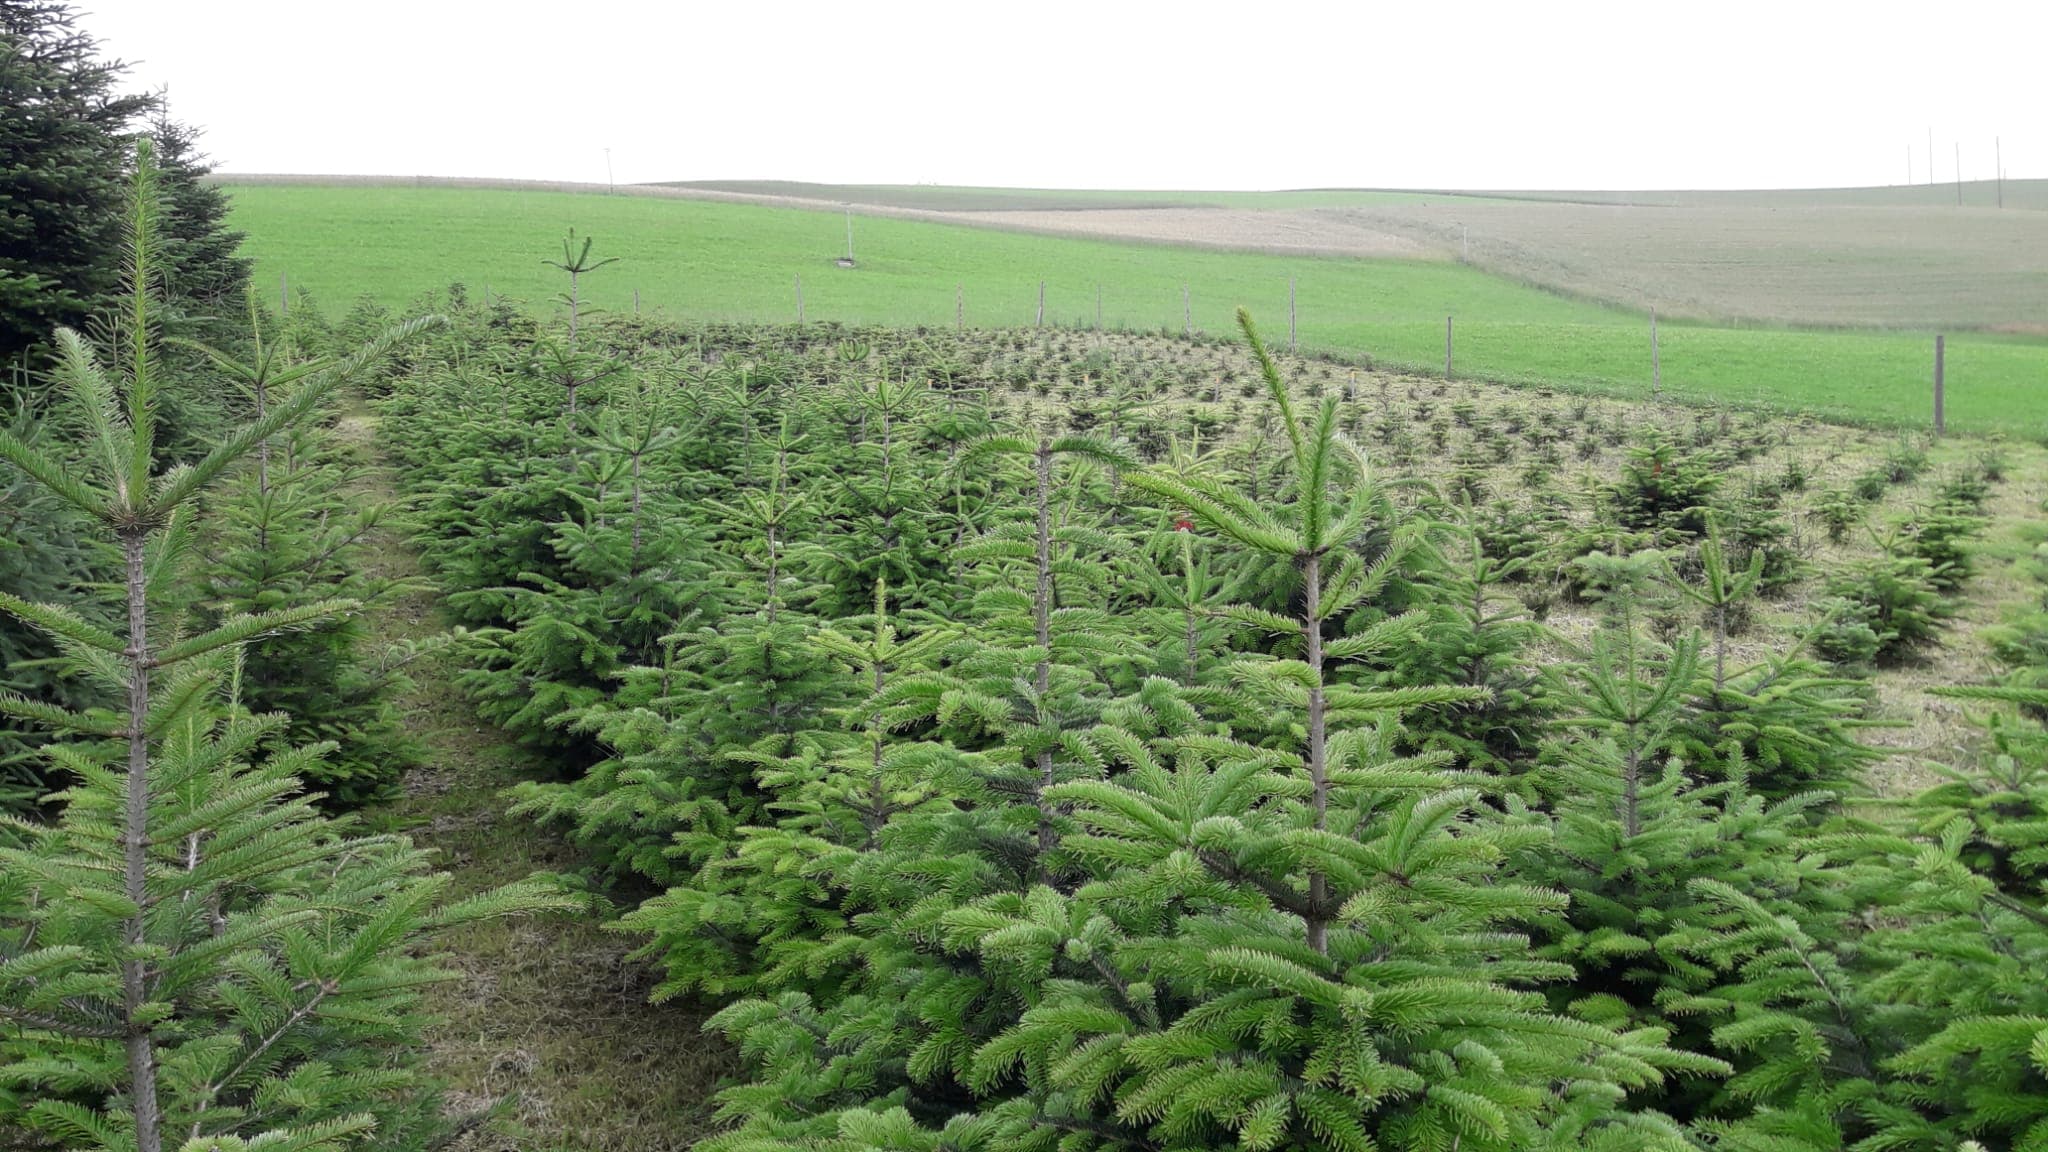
xmin=977 ymin=328 xmax=2048 ymax=795
xmin=331 ymin=400 xmax=732 ymax=1152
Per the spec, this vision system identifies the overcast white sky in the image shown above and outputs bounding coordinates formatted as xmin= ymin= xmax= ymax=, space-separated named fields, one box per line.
xmin=79 ymin=0 xmax=2042 ymax=192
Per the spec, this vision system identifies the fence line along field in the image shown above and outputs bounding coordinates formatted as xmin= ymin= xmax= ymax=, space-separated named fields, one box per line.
xmin=219 ymin=180 xmax=2048 ymax=437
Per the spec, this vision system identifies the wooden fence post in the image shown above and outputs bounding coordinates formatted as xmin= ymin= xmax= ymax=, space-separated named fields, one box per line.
xmin=1037 ymin=281 xmax=1045 ymax=327
xmin=1182 ymin=285 xmax=1191 ymax=337
xmin=795 ymin=274 xmax=804 ymax=325
xmin=1444 ymin=316 xmax=1453 ymax=379
xmin=1933 ymin=334 xmax=1946 ymax=435
xmin=634 ymin=288 xmax=641 ymax=315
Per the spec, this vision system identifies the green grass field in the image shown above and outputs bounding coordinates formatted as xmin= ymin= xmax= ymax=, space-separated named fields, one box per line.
xmin=223 ymin=182 xmax=2048 ymax=436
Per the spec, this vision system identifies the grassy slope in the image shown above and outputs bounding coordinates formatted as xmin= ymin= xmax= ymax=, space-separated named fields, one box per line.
xmin=227 ymin=183 xmax=2048 ymax=435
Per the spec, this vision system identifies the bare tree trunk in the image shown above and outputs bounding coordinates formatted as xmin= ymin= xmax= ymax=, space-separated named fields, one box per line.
xmin=567 ymin=268 xmax=580 ymax=349
xmin=1034 ymin=440 xmax=1056 ymax=867
xmin=1714 ymin=603 xmax=1727 ymax=692
xmin=1302 ymin=549 xmax=1328 ymax=955
xmin=629 ymin=452 xmax=643 ymax=573
xmin=121 ymin=531 xmax=164 ymax=1152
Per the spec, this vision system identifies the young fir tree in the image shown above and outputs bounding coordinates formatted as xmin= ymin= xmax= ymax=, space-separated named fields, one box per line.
xmin=951 ymin=424 xmax=1137 ymax=881
xmin=619 ymin=578 xmax=975 ymax=999
xmin=0 ymin=147 xmax=572 ymax=1152
xmin=0 ymin=401 xmax=108 ymax=808
xmin=1664 ymin=521 xmax=1880 ymax=798
xmin=1388 ymin=511 xmax=1551 ymax=773
xmin=185 ymin=303 xmax=424 ymax=807
xmin=1839 ymin=684 xmax=2048 ymax=1150
xmin=1521 ymin=550 xmax=1857 ymax=1126
xmin=509 ymin=413 xmax=830 ymax=885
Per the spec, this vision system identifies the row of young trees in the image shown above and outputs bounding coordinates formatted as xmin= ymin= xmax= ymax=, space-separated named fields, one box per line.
xmin=0 ymin=152 xmax=574 ymax=1151
xmin=366 ymin=266 xmax=2047 ymax=1151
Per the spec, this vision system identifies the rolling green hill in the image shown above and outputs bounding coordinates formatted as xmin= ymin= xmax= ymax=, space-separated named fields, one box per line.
xmin=222 ymin=181 xmax=2048 ymax=435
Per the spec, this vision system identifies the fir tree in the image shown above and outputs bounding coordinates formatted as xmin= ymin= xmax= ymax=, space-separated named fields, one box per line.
xmin=0 ymin=146 xmax=572 ymax=1152
xmin=0 ymin=0 xmax=156 ymax=380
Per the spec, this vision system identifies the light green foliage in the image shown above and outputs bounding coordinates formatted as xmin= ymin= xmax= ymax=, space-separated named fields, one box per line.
xmin=0 ymin=150 xmax=574 ymax=1152
xmin=251 ymin=262 xmax=2044 ymax=1148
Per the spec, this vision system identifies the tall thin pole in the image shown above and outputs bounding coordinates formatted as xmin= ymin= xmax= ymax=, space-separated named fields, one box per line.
xmin=633 ymin=287 xmax=640 ymax=315
xmin=1651 ymin=309 xmax=1661 ymax=397
xmin=845 ymin=207 xmax=854 ymax=262
xmin=1037 ymin=281 xmax=1045 ymax=327
xmin=1933 ymin=334 xmax=1946 ymax=435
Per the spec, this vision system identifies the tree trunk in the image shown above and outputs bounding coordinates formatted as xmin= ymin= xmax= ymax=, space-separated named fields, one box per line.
xmin=629 ymin=452 xmax=643 ymax=574
xmin=121 ymin=531 xmax=164 ymax=1152
xmin=1034 ymin=440 xmax=1056 ymax=866
xmin=1302 ymin=549 xmax=1329 ymax=955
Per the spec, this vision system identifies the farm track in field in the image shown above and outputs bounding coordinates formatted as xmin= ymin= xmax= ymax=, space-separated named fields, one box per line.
xmin=332 ymin=396 xmax=730 ymax=1152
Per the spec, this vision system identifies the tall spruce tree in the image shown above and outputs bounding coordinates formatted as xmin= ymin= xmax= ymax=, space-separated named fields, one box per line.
xmin=146 ymin=108 xmax=251 ymax=355
xmin=0 ymin=0 xmax=155 ymax=383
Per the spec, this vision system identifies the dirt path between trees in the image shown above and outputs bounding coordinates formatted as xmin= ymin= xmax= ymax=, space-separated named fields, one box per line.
xmin=332 ymin=398 xmax=729 ymax=1152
